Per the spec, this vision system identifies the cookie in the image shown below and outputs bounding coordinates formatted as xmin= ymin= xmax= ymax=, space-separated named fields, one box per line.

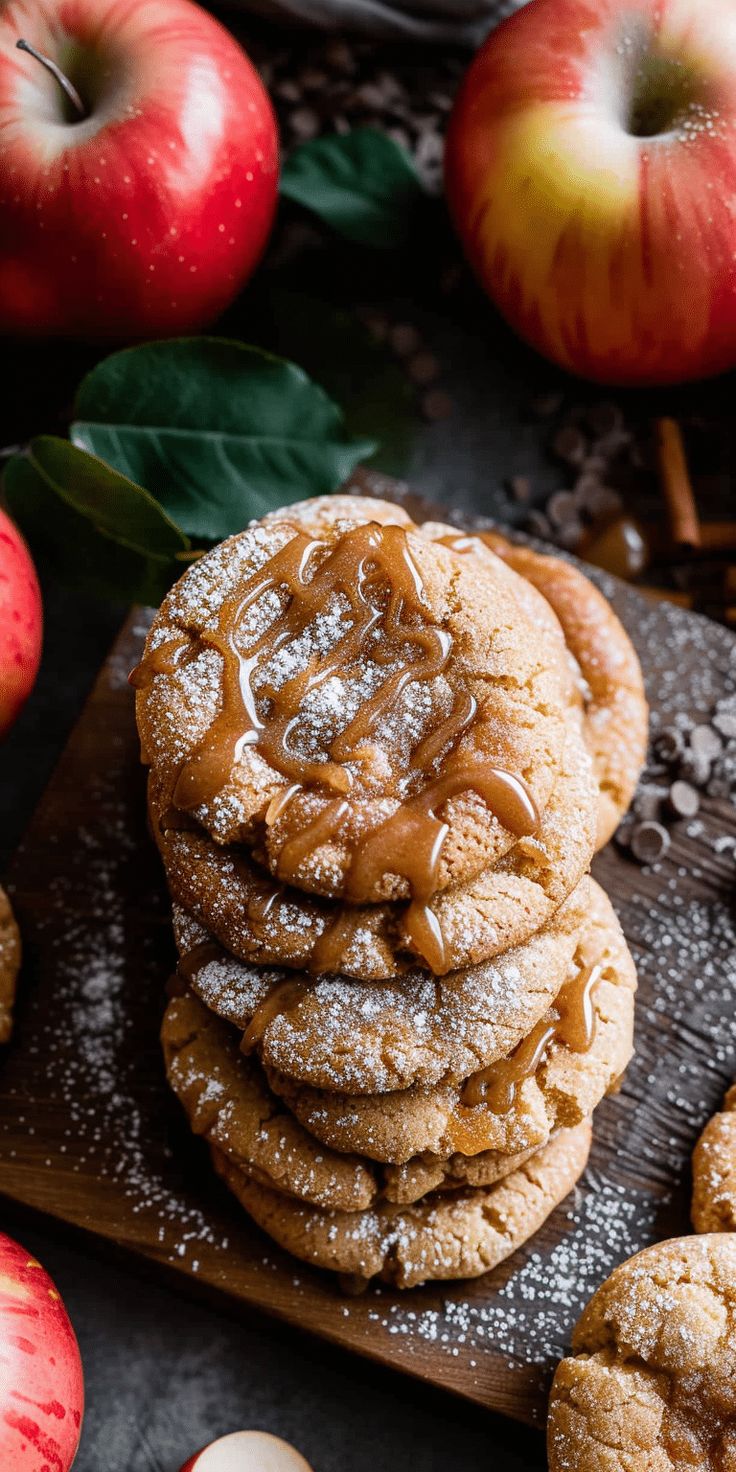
xmin=135 ymin=504 xmax=570 ymax=906
xmin=692 ymin=1084 xmax=736 ymax=1233
xmin=212 ymin=1119 xmax=592 ymax=1287
xmin=153 ymin=709 xmax=597 ymax=980
xmin=163 ymin=984 xmax=541 ymax=1211
xmin=172 ymin=879 xmax=589 ymax=1094
xmin=162 ymin=987 xmax=375 ymax=1212
xmin=0 ymin=885 xmax=21 ymax=1045
xmin=548 ymin=1234 xmax=736 ymax=1472
xmin=268 ymin=882 xmax=635 ymax=1163
xmin=421 ymin=523 xmax=648 ymax=849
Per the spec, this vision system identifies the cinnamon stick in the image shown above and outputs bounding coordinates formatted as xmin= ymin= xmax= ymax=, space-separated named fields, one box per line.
xmin=698 ymin=523 xmax=736 ymax=553
xmin=654 ymin=417 xmax=701 ymax=548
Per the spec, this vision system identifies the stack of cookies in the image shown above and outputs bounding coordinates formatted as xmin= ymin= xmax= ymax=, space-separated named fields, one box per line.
xmin=132 ymin=493 xmax=647 ymax=1289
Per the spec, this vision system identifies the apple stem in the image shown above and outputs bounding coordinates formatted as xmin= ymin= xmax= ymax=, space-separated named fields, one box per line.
xmin=16 ymin=39 xmax=85 ymax=119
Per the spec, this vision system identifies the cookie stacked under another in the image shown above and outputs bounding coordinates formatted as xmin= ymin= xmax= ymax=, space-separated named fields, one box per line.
xmin=133 ymin=493 xmax=647 ymax=1288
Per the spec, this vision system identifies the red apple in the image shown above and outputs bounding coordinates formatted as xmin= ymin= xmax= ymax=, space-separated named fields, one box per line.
xmin=0 ymin=1232 xmax=84 ymax=1470
xmin=0 ymin=506 xmax=42 ymax=736
xmin=446 ymin=0 xmax=736 ymax=385
xmin=180 ymin=1430 xmax=314 ymax=1472
xmin=0 ymin=0 xmax=279 ymax=338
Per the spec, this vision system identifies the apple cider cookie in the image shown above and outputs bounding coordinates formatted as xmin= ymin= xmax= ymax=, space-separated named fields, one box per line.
xmin=152 ymin=709 xmax=597 ymax=980
xmin=172 ymin=879 xmax=589 ymax=1095
xmin=267 ymin=882 xmax=636 ymax=1163
xmin=692 ymin=1085 xmax=736 ymax=1233
xmin=548 ymin=1235 xmax=736 ymax=1472
xmin=0 ymin=885 xmax=21 ymax=1045
xmin=134 ymin=505 xmax=572 ymax=909
xmin=421 ymin=523 xmax=648 ymax=848
xmin=162 ymin=986 xmax=535 ymax=1212
xmin=212 ymin=1119 xmax=592 ymax=1287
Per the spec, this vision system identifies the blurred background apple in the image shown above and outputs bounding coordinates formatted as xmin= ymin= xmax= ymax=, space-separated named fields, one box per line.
xmin=0 ymin=507 xmax=42 ymax=737
xmin=446 ymin=0 xmax=736 ymax=385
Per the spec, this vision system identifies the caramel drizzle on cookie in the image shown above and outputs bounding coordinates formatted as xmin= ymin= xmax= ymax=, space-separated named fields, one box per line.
xmin=461 ymin=962 xmax=603 ymax=1112
xmin=134 ymin=522 xmax=539 ymax=972
xmin=241 ymin=977 xmax=308 ymax=1054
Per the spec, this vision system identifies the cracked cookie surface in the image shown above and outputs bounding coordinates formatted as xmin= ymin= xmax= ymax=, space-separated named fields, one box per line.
xmin=153 ymin=708 xmax=596 ymax=980
xmin=212 ymin=1118 xmax=592 ymax=1287
xmin=162 ymin=985 xmax=539 ymax=1210
xmin=172 ymin=878 xmax=588 ymax=1095
xmin=267 ymin=881 xmax=635 ymax=1163
xmin=692 ymin=1085 xmax=736 ymax=1234
xmin=548 ymin=1234 xmax=736 ymax=1472
xmin=136 ymin=496 xmax=570 ymax=903
xmin=421 ymin=522 xmax=648 ymax=849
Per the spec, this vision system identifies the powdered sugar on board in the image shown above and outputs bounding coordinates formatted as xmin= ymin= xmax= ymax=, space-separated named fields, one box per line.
xmin=2 ymin=486 xmax=736 ymax=1426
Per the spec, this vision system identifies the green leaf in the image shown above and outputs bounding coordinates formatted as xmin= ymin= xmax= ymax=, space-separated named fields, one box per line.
xmin=280 ymin=130 xmax=426 ymax=250
xmin=4 ymin=437 xmax=190 ymax=605
xmin=71 ymin=338 xmax=376 ymax=542
xmin=260 ymin=290 xmax=416 ymax=477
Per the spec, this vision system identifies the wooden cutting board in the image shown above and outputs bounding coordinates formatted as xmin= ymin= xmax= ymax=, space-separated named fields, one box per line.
xmin=2 ymin=472 xmax=736 ymax=1428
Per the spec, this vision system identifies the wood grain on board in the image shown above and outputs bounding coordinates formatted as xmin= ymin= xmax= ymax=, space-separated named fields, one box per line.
xmin=2 ymin=473 xmax=736 ymax=1427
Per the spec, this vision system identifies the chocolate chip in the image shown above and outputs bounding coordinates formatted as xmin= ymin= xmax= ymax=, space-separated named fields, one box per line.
xmin=652 ymin=726 xmax=685 ymax=765
xmin=290 ymin=106 xmax=321 ymax=140
xmin=546 ymin=489 xmax=578 ymax=528
xmin=633 ymin=785 xmax=664 ymax=822
xmin=578 ymin=485 xmax=624 ymax=522
xmin=690 ymin=724 xmax=724 ymax=762
xmin=585 ymin=401 xmax=624 ymax=438
xmin=524 ymin=510 xmax=552 ymax=541
xmin=408 ymin=351 xmax=440 ymax=386
xmin=667 ymin=780 xmax=700 ymax=819
xmin=507 ymin=475 xmax=531 ymax=504
xmin=529 ymin=391 xmax=564 ymax=419
xmin=554 ymin=520 xmax=585 ymax=551
xmin=713 ymin=711 xmax=736 ymax=740
xmin=631 ymin=821 xmax=671 ymax=864
xmin=551 ymin=425 xmax=587 ymax=468
xmin=422 ymin=389 xmax=453 ymax=421
xmin=678 ymin=751 xmax=712 ymax=787
xmin=390 ymin=323 xmax=421 ymax=357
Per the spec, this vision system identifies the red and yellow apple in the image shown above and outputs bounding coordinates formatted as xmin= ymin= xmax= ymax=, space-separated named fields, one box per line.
xmin=0 ymin=0 xmax=279 ymax=338
xmin=446 ymin=0 xmax=736 ymax=385
xmin=0 ymin=507 xmax=43 ymax=736
xmin=0 ymin=1232 xmax=84 ymax=1470
xmin=180 ymin=1430 xmax=314 ymax=1472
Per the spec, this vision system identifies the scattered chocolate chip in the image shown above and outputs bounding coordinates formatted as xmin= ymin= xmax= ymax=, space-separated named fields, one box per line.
xmin=546 ymin=489 xmax=578 ymax=528
xmin=507 ymin=475 xmax=531 ymax=504
xmin=679 ymin=751 xmax=712 ymax=787
xmin=577 ymin=485 xmax=624 ymax=522
xmin=554 ymin=520 xmax=585 ymax=551
xmin=667 ymin=780 xmax=700 ymax=819
xmin=290 ymin=106 xmax=321 ymax=140
xmin=407 ymin=351 xmax=440 ymax=385
xmin=652 ymin=727 xmax=686 ymax=765
xmin=523 ymin=510 xmax=553 ymax=541
xmin=633 ymin=785 xmax=663 ymax=822
xmin=631 ymin=820 xmax=671 ymax=864
xmin=551 ymin=425 xmax=587 ymax=468
xmin=390 ymin=323 xmax=421 ymax=357
xmin=690 ymin=724 xmax=724 ymax=762
xmin=585 ymin=401 xmax=624 ymax=438
xmin=422 ymin=389 xmax=454 ymax=421
xmin=713 ymin=711 xmax=736 ymax=739
xmin=529 ymin=391 xmax=564 ymax=419
xmin=323 ymin=39 xmax=355 ymax=73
